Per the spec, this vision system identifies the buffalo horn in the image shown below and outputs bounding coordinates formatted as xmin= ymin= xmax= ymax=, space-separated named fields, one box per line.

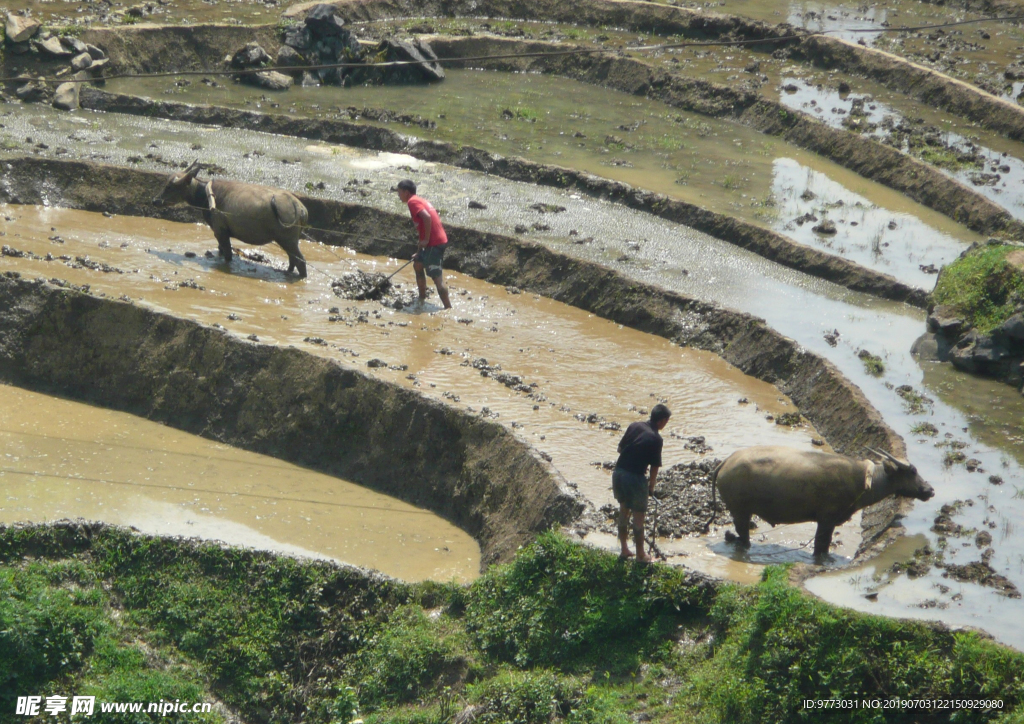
xmin=864 ymin=446 xmax=908 ymax=469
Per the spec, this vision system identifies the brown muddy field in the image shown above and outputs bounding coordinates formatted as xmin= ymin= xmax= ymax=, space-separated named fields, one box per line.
xmin=4 ymin=0 xmax=1024 ymax=649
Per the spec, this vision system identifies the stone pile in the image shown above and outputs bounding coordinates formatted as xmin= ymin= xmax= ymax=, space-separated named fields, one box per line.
xmin=272 ymin=4 xmax=444 ymax=87
xmin=5 ymin=13 xmax=108 ymax=110
xmin=228 ymin=42 xmax=293 ymax=91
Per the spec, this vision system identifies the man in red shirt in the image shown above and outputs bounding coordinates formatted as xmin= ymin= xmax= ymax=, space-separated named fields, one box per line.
xmin=397 ymin=179 xmax=451 ymax=309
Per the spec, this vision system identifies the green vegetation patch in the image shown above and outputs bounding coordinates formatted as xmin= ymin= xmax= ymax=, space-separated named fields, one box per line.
xmin=3 ymin=527 xmax=1024 ymax=724
xmin=933 ymin=243 xmax=1024 ymax=334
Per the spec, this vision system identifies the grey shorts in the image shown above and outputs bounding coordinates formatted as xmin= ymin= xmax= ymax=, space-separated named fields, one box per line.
xmin=612 ymin=468 xmax=649 ymax=513
xmin=415 ymin=244 xmax=446 ymax=278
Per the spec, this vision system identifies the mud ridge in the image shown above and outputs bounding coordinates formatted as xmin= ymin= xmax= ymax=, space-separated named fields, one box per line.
xmin=76 ymin=86 xmax=930 ymax=306
xmin=0 ymin=156 xmax=914 ymax=553
xmin=283 ymin=0 xmax=1024 ymax=141
xmin=0 ymin=271 xmax=585 ymax=566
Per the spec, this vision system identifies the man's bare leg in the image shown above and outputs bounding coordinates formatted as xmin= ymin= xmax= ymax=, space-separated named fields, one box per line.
xmin=433 ymin=275 xmax=452 ymax=309
xmin=617 ymin=505 xmax=634 ymax=559
xmin=414 ymin=261 xmax=428 ymax=302
xmin=634 ymin=511 xmax=651 ymax=563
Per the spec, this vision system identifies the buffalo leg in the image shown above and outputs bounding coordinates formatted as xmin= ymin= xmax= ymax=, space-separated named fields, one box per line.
xmin=279 ymin=240 xmax=307 ymax=278
xmin=730 ymin=513 xmax=751 ymax=548
xmin=813 ymin=523 xmax=836 ymax=559
xmin=216 ymin=232 xmax=232 ymax=263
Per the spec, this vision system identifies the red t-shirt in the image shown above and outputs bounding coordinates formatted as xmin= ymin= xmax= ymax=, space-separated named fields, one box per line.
xmin=407 ymin=195 xmax=448 ymax=247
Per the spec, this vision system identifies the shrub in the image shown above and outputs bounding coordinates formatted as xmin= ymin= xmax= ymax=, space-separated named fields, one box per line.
xmin=465 ymin=531 xmax=711 ymax=669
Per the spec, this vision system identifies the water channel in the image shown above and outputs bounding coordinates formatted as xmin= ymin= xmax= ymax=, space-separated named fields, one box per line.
xmin=3 ymin=71 xmax=1024 ymax=647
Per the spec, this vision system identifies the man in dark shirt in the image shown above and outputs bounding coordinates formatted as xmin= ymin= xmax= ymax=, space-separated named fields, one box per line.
xmin=613 ymin=404 xmax=671 ymax=563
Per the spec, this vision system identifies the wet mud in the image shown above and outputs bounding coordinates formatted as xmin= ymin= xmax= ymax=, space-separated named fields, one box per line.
xmin=102 ymin=68 xmax=982 ymax=288
xmin=0 ymin=270 xmax=584 ymax=565
xmin=71 ymin=86 xmax=931 ymax=304
xmin=0 ymin=156 xmax=906 ymax=456
xmin=0 ymin=203 xmax=829 ymax=524
xmin=285 ymin=0 xmax=1024 ymax=139
xmin=0 ymin=383 xmax=482 ymax=581
xmin=43 ymin=20 xmax=1022 ymax=243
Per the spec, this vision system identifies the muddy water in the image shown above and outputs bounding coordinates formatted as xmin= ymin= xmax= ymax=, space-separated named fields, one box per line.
xmin=7 ymin=98 xmax=1024 ymax=647
xmin=0 ymin=205 xmax=819 ymax=512
xmin=0 ymin=384 xmax=481 ymax=581
xmin=779 ymin=77 xmax=1024 ymax=221
xmin=101 ymin=68 xmax=980 ymax=286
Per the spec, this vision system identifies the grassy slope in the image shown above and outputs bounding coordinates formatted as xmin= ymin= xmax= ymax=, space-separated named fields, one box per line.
xmin=2 ymin=527 xmax=1023 ymax=724
xmin=933 ymin=243 xmax=1024 ymax=334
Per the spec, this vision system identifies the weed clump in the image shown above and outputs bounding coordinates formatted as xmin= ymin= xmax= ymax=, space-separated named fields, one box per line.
xmin=858 ymin=349 xmax=885 ymax=376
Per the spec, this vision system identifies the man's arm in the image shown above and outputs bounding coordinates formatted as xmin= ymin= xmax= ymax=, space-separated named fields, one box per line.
xmin=417 ymin=209 xmax=432 ymax=248
xmin=649 ymin=466 xmax=660 ymax=493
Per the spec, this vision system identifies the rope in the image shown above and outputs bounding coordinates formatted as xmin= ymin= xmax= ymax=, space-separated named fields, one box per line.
xmin=7 ymin=14 xmax=1023 ymax=85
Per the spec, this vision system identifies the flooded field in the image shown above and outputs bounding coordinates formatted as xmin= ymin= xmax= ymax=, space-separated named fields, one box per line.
xmin=0 ymin=384 xmax=481 ymax=581
xmin=100 ymin=69 xmax=980 ymax=287
xmin=0 ymin=204 xmax=817 ymax=514
xmin=5 ymin=0 xmax=1024 ymax=647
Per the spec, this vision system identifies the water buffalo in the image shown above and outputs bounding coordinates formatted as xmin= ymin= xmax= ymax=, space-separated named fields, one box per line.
xmin=707 ymin=446 xmax=934 ymax=558
xmin=152 ymin=160 xmax=308 ymax=278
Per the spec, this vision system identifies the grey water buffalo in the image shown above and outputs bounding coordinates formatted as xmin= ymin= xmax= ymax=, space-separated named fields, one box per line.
xmin=707 ymin=446 xmax=934 ymax=558
xmin=152 ymin=160 xmax=308 ymax=278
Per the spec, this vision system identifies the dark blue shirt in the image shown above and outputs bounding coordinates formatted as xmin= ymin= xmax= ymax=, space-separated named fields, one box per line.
xmin=615 ymin=421 xmax=663 ymax=475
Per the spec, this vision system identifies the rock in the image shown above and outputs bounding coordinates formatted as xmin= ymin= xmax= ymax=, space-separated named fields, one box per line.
xmin=52 ymin=81 xmax=80 ymax=110
xmin=230 ymin=42 xmax=270 ymax=69
xmin=304 ymin=3 xmax=347 ymax=36
xmin=838 ymin=80 xmax=851 ymax=94
xmin=70 ymin=52 xmax=93 ymax=71
xmin=85 ymin=43 xmax=106 ymax=60
xmin=283 ymin=24 xmax=313 ymax=51
xmin=368 ymin=37 xmax=444 ymax=83
xmin=910 ymin=332 xmax=953 ymax=362
xmin=992 ymin=313 xmax=1024 ymax=343
xmin=743 ymin=60 xmax=760 ymax=73
xmin=276 ymin=44 xmax=305 ymax=69
xmin=468 ymin=200 xmax=487 ymax=209
xmin=812 ymin=219 xmax=837 ymax=235
xmin=949 ymin=330 xmax=1009 ymax=375
xmin=61 ymin=37 xmax=88 ymax=54
xmin=37 ymin=36 xmax=72 ymax=57
xmin=5 ymin=14 xmax=41 ymax=43
xmin=927 ymin=304 xmax=965 ymax=338
xmin=7 ymin=41 xmax=33 ymax=55
xmin=251 ymin=70 xmax=293 ymax=91
xmin=15 ymin=78 xmax=51 ymax=103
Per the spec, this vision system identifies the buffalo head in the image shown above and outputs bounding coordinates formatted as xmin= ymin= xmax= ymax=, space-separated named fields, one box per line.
xmin=152 ymin=160 xmax=203 ymax=207
xmin=868 ymin=447 xmax=934 ymax=501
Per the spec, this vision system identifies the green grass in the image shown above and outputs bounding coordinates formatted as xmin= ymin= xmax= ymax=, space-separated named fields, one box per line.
xmin=911 ymin=422 xmax=939 ymax=436
xmin=858 ymin=350 xmax=886 ymax=377
xmin=3 ymin=527 xmax=1024 ymax=724
xmin=933 ymin=243 xmax=1024 ymax=334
